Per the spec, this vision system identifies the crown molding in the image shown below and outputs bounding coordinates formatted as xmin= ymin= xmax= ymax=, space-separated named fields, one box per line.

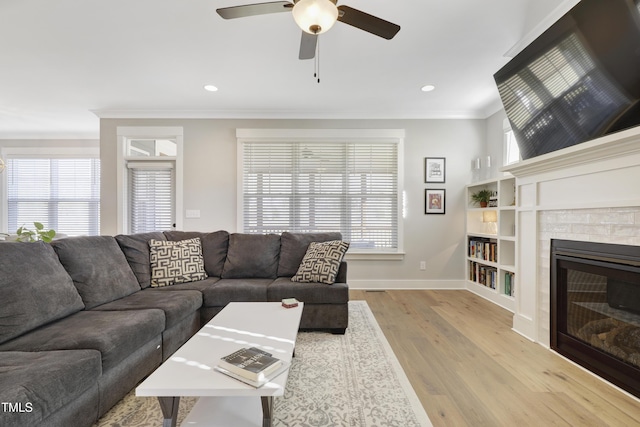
xmin=91 ymin=108 xmax=490 ymax=121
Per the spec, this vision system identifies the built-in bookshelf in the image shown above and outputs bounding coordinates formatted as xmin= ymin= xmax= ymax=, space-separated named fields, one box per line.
xmin=465 ymin=176 xmax=516 ymax=312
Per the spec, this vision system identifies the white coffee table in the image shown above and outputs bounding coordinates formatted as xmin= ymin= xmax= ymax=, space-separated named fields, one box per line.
xmin=136 ymin=301 xmax=303 ymax=427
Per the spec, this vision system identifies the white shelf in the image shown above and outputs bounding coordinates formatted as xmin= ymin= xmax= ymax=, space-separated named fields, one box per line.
xmin=466 ymin=176 xmax=517 ymax=312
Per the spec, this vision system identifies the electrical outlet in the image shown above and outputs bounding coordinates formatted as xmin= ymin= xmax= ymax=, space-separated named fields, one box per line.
xmin=419 ymin=261 xmax=426 ymax=270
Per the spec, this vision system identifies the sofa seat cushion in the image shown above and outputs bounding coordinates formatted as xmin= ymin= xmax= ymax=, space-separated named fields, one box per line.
xmin=267 ymin=277 xmax=349 ymax=304
xmin=91 ymin=289 xmax=202 ymax=328
xmin=51 ymin=236 xmax=141 ymax=309
xmin=0 ymin=350 xmax=101 ymax=427
xmin=0 ymin=241 xmax=85 ymax=345
xmin=221 ymin=234 xmax=281 ymax=279
xmin=164 ymin=230 xmax=229 ymax=277
xmin=201 ymin=279 xmax=273 ymax=307
xmin=0 ymin=310 xmax=165 ymax=372
xmin=278 ymin=232 xmax=343 ymax=277
xmin=115 ymin=231 xmax=167 ymax=289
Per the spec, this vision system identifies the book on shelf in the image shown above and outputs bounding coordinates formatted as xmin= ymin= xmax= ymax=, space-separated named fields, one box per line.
xmin=215 ymin=347 xmax=287 ymax=387
xmin=504 ymin=271 xmax=515 ymax=297
xmin=468 ymin=261 xmax=497 ymax=289
xmin=468 ymin=237 xmax=497 ymax=263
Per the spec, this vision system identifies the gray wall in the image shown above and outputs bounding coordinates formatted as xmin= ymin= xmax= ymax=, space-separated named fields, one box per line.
xmin=100 ymin=118 xmax=485 ymax=289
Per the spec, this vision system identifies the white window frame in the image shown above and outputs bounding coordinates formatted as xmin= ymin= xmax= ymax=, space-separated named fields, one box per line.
xmin=116 ymin=126 xmax=184 ymax=234
xmin=0 ymin=146 xmax=100 ymax=234
xmin=503 ymin=118 xmax=521 ymax=166
xmin=236 ymin=128 xmax=405 ymax=260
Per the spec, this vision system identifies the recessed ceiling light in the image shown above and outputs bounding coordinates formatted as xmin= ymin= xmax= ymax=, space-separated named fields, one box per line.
xmin=421 ymin=85 xmax=436 ymax=92
xmin=204 ymin=85 xmax=218 ymax=92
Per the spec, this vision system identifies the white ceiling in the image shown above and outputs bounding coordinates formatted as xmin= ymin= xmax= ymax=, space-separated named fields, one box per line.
xmin=0 ymin=0 xmax=567 ymax=139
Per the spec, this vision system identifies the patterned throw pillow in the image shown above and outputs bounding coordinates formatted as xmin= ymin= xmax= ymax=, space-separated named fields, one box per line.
xmin=149 ymin=238 xmax=207 ymax=287
xmin=292 ymin=240 xmax=349 ymax=285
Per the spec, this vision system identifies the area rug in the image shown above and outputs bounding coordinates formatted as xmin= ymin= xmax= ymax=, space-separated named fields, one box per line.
xmin=94 ymin=300 xmax=432 ymax=426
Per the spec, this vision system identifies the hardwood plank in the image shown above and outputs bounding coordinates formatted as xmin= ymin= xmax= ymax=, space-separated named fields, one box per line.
xmin=351 ymin=290 xmax=640 ymax=427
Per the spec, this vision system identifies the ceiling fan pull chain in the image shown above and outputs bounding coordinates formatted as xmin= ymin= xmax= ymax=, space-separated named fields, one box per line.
xmin=316 ymin=36 xmax=320 ymax=83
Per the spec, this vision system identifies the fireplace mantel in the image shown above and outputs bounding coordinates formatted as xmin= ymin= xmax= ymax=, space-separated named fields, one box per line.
xmin=503 ymin=126 xmax=640 ymax=179
xmin=498 ymin=126 xmax=640 ymax=345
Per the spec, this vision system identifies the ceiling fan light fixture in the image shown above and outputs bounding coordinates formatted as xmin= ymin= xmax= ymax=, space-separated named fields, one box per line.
xmin=292 ymin=0 xmax=338 ymax=35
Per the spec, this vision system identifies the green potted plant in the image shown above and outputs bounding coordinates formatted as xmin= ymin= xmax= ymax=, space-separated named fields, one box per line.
xmin=16 ymin=222 xmax=56 ymax=243
xmin=471 ymin=189 xmax=492 ymax=208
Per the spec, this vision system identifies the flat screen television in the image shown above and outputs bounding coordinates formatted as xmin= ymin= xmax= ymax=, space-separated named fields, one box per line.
xmin=494 ymin=0 xmax=640 ymax=160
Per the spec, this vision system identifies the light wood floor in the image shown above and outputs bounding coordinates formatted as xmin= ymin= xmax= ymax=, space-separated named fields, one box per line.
xmin=350 ymin=290 xmax=640 ymax=427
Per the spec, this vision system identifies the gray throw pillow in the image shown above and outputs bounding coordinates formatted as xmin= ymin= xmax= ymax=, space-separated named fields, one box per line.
xmin=149 ymin=238 xmax=207 ymax=287
xmin=292 ymin=240 xmax=349 ymax=285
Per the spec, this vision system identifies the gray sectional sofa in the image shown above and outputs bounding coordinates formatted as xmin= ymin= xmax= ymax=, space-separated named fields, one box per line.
xmin=0 ymin=230 xmax=348 ymax=427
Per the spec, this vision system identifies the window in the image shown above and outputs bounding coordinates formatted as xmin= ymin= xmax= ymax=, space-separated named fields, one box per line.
xmin=127 ymin=161 xmax=174 ymax=234
xmin=238 ymin=129 xmax=404 ymax=253
xmin=4 ymin=148 xmax=100 ymax=236
xmin=504 ymin=120 xmax=521 ymax=165
xmin=117 ymin=127 xmax=183 ymax=234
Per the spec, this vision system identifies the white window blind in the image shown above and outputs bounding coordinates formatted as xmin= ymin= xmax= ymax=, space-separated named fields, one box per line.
xmin=242 ymin=141 xmax=399 ymax=250
xmin=127 ymin=162 xmax=175 ymax=233
xmin=7 ymin=158 xmax=100 ymax=236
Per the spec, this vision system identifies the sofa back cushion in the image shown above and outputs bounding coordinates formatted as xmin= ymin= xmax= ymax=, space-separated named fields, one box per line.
xmin=221 ymin=233 xmax=280 ymax=279
xmin=115 ymin=231 xmax=166 ymax=289
xmin=51 ymin=236 xmax=141 ymax=309
xmin=164 ymin=230 xmax=229 ymax=277
xmin=0 ymin=242 xmax=85 ymax=345
xmin=277 ymin=232 xmax=343 ymax=277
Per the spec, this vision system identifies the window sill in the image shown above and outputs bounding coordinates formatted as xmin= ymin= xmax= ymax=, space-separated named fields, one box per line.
xmin=345 ymin=252 xmax=405 ymax=261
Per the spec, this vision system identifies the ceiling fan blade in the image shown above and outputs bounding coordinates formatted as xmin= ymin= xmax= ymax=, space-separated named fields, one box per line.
xmin=337 ymin=5 xmax=400 ymax=40
xmin=299 ymin=32 xmax=317 ymax=60
xmin=217 ymin=1 xmax=293 ymax=19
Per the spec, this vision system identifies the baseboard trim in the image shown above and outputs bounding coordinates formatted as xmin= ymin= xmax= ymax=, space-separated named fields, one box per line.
xmin=349 ymin=279 xmax=466 ymax=290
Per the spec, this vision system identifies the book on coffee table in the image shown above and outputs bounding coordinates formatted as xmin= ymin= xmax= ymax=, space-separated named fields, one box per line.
xmin=215 ymin=347 xmax=288 ymax=388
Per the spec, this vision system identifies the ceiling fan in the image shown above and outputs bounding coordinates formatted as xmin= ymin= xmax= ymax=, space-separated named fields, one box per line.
xmin=216 ymin=0 xmax=401 ymax=60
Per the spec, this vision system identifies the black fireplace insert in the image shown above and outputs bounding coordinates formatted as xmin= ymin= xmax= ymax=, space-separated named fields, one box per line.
xmin=551 ymin=239 xmax=640 ymax=398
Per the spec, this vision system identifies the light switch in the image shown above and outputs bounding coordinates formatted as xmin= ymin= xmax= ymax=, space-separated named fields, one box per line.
xmin=185 ymin=209 xmax=200 ymax=218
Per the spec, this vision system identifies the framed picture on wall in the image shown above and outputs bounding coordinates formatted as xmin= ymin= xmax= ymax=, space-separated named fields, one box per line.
xmin=425 ymin=189 xmax=446 ymax=214
xmin=424 ymin=157 xmax=446 ymax=183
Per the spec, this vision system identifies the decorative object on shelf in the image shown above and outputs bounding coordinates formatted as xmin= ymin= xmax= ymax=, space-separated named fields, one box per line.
xmin=15 ymin=222 xmax=56 ymax=243
xmin=482 ymin=210 xmax=498 ymax=234
xmin=424 ymin=157 xmax=446 ymax=183
xmin=488 ymin=190 xmax=498 ymax=207
xmin=471 ymin=189 xmax=492 ymax=207
xmin=471 ymin=157 xmax=481 ymax=182
xmin=482 ymin=155 xmax=493 ymax=180
xmin=425 ymin=189 xmax=445 ymax=214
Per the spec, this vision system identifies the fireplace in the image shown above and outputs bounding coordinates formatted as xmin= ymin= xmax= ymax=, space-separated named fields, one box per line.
xmin=551 ymin=239 xmax=640 ymax=398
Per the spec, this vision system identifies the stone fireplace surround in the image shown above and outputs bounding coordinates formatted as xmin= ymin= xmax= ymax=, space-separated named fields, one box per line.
xmin=503 ymin=125 xmax=640 ymax=349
